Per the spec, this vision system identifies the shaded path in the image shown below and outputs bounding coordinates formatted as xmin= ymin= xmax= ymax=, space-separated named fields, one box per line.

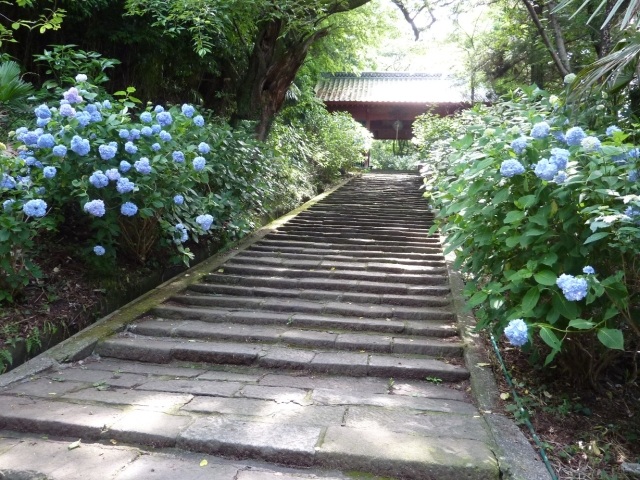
xmin=0 ymin=173 xmax=504 ymax=479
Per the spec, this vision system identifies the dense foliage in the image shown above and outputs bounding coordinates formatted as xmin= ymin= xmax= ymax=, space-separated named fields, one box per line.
xmin=416 ymin=84 xmax=639 ymax=386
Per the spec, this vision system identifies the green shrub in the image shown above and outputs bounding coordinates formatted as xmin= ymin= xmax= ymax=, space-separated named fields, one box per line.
xmin=417 ymin=85 xmax=640 ymax=385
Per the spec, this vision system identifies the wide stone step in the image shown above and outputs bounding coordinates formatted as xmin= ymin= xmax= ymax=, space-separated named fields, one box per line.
xmin=266 ymin=232 xmax=440 ymax=248
xmin=151 ymin=305 xmax=458 ymax=337
xmin=228 ymin=255 xmax=447 ymax=274
xmin=217 ymin=264 xmax=449 ymax=285
xmin=237 ymin=249 xmax=446 ymax=266
xmin=275 ymin=227 xmax=437 ymax=242
xmin=95 ymin=336 xmax=469 ymax=381
xmin=128 ymin=319 xmax=463 ymax=357
xmin=188 ymin=282 xmax=450 ymax=307
xmin=170 ymin=293 xmax=454 ymax=321
xmin=246 ymin=244 xmax=446 ymax=260
xmin=0 ymin=361 xmax=497 ymax=479
xmin=256 ymin=239 xmax=443 ymax=254
xmin=203 ymin=273 xmax=451 ymax=296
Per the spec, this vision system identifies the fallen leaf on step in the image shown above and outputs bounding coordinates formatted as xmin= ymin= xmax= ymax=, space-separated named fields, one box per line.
xmin=200 ymin=459 xmax=208 ymax=467
xmin=476 ymin=363 xmax=491 ymax=367
xmin=500 ymin=392 xmax=510 ymax=400
xmin=68 ymin=439 xmax=81 ymax=450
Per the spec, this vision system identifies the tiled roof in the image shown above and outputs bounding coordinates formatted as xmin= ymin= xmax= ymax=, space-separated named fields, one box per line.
xmin=315 ymin=72 xmax=469 ymax=104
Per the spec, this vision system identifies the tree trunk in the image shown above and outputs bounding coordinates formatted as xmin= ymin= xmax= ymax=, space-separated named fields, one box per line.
xmin=547 ymin=1 xmax=572 ymax=71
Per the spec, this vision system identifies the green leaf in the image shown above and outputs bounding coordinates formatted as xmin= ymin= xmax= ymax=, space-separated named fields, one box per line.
xmin=539 ymin=326 xmax=562 ymax=351
xmin=515 ymin=194 xmax=537 ymax=209
xmin=504 ymin=210 xmax=525 ymax=223
xmin=552 ymin=293 xmax=579 ymax=320
xmin=541 ymin=252 xmax=558 ymax=266
xmin=505 ymin=236 xmax=520 ymax=248
xmin=568 ymin=319 xmax=595 ymax=330
xmin=534 ymin=270 xmax=557 ymax=286
xmin=466 ymin=291 xmax=488 ymax=308
xmin=522 ymin=287 xmax=540 ymax=313
xmin=584 ymin=232 xmax=610 ymax=244
xmin=597 ymin=328 xmax=624 ymax=350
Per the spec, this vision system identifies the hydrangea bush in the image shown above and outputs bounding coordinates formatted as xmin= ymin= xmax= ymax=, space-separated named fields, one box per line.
xmin=417 ymin=85 xmax=639 ymax=383
xmin=0 ymin=76 xmax=278 ymax=302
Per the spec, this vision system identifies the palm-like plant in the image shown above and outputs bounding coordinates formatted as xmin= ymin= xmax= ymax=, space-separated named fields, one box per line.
xmin=0 ymin=60 xmax=34 ymax=130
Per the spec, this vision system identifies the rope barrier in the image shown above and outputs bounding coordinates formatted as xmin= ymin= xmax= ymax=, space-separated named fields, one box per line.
xmin=489 ymin=333 xmax=559 ymax=480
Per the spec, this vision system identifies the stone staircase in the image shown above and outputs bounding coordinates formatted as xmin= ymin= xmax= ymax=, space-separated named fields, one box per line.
xmin=0 ymin=173 xmax=499 ymax=479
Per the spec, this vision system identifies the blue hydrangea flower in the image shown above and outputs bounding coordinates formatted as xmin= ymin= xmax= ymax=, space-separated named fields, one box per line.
xmin=15 ymin=127 xmax=28 ymax=141
xmin=198 ymin=142 xmax=210 ymax=154
xmin=504 ymin=318 xmax=528 ymax=347
xmin=86 ymin=104 xmax=97 ymax=114
xmin=105 ymin=168 xmax=121 ymax=181
xmin=25 ymin=156 xmax=38 ymax=166
xmin=63 ymin=87 xmax=83 ymax=104
xmin=34 ymin=104 xmax=51 ymax=119
xmin=193 ymin=115 xmax=204 ymax=127
xmin=43 ymin=166 xmax=57 ymax=179
xmin=565 ymin=127 xmax=587 ymax=146
xmin=628 ymin=170 xmax=638 ymax=182
xmin=121 ymin=201 xmax=138 ymax=216
xmin=89 ymin=171 xmax=109 ymax=188
xmin=98 ymin=144 xmax=117 ymax=160
xmin=583 ymin=266 xmax=595 ymax=275
xmin=151 ymin=124 xmax=161 ymax=134
xmin=556 ymin=274 xmax=588 ymax=301
xmin=36 ymin=134 xmax=55 ymax=149
xmin=154 ymin=105 xmax=164 ymax=113
xmin=196 ymin=214 xmax=214 ymax=231
xmin=130 ymin=129 xmax=141 ymax=140
xmin=75 ymin=74 xmax=88 ymax=83
xmin=3 ymin=199 xmax=15 ymax=210
xmin=553 ymin=171 xmax=567 ymax=184
xmin=172 ymin=151 xmax=185 ymax=163
xmin=76 ymin=111 xmax=91 ymax=127
xmin=36 ymin=117 xmax=50 ymax=127
xmin=193 ymin=156 xmax=206 ymax=171
xmin=175 ymin=223 xmax=188 ymax=243
xmin=35 ymin=186 xmax=45 ymax=195
xmin=140 ymin=111 xmax=153 ymax=123
xmin=23 ymin=131 xmax=39 ymax=146
xmin=581 ymin=136 xmax=601 ymax=152
xmin=500 ymin=159 xmax=525 ymax=178
xmin=159 ymin=130 xmax=171 ymax=142
xmin=52 ymin=145 xmax=67 ymax=157
xmin=89 ymin=110 xmax=102 ymax=123
xmin=125 ymin=141 xmax=138 ymax=154
xmin=549 ymin=148 xmax=570 ymax=170
xmin=157 ymin=111 xmax=173 ymax=127
xmin=116 ymin=177 xmax=135 ymax=194
xmin=22 ymin=199 xmax=47 ymax=218
xmin=533 ymin=158 xmax=559 ymax=181
xmin=119 ymin=129 xmax=130 ymax=139
xmin=102 ymin=100 xmax=112 ymax=109
xmin=629 ymin=148 xmax=640 ymax=159
xmin=70 ymin=135 xmax=90 ymax=156
xmin=134 ymin=158 xmax=152 ymax=174
xmin=624 ymin=206 xmax=640 ymax=218
xmin=173 ymin=194 xmax=184 ymax=205
xmin=151 ymin=143 xmax=161 ymax=152
xmin=59 ymin=104 xmax=76 ymax=118
xmin=94 ymin=245 xmax=105 ymax=256
xmin=119 ymin=161 xmax=132 ymax=173
xmin=510 ymin=137 xmax=528 ymax=155
xmin=181 ymin=104 xmax=195 ymax=118
xmin=16 ymin=175 xmax=31 ymax=188
xmin=530 ymin=122 xmax=550 ymax=139
xmin=84 ymin=199 xmax=105 ymax=217
xmin=141 ymin=126 xmax=153 ymax=137
xmin=1 ymin=174 xmax=16 ymax=189
xmin=606 ymin=125 xmax=621 ymax=136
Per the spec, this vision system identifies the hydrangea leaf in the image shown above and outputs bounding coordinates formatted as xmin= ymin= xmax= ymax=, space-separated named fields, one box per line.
xmin=597 ymin=328 xmax=624 ymax=350
xmin=584 ymin=231 xmax=609 ymax=244
xmin=504 ymin=210 xmax=525 ymax=223
xmin=515 ymin=194 xmax=537 ymax=209
xmin=539 ymin=326 xmax=562 ymax=351
xmin=466 ymin=290 xmax=488 ymax=309
xmin=521 ymin=287 xmax=540 ymax=313
xmin=534 ymin=270 xmax=557 ymax=286
xmin=568 ymin=318 xmax=595 ymax=330
xmin=552 ymin=293 xmax=579 ymax=320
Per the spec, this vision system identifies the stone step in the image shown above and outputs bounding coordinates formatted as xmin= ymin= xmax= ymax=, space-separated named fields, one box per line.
xmin=216 ymin=264 xmax=449 ymax=285
xmin=0 ymin=361 xmax=497 ymax=479
xmin=151 ymin=305 xmax=458 ymax=337
xmin=94 ymin=336 xmax=469 ymax=381
xmin=128 ymin=319 xmax=463 ymax=357
xmin=203 ymin=273 xmax=451 ymax=296
xmin=266 ymin=232 xmax=440 ymax=248
xmin=170 ymin=293 xmax=454 ymax=321
xmin=187 ymin=283 xmax=450 ymax=307
xmin=246 ymin=244 xmax=445 ymax=260
xmin=228 ymin=255 xmax=447 ymax=274
xmin=237 ymin=249 xmax=446 ymax=266
xmin=256 ymin=239 xmax=443 ymax=254
xmin=275 ymin=227 xmax=437 ymax=242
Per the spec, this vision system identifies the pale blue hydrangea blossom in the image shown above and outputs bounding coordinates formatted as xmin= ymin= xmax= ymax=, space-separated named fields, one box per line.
xmin=549 ymin=148 xmax=569 ymax=170
xmin=134 ymin=158 xmax=152 ymax=174
xmin=181 ymin=104 xmax=195 ymax=118
xmin=23 ymin=199 xmax=47 ymax=217
xmin=52 ymin=145 xmax=67 ymax=157
xmin=43 ymin=166 xmax=57 ymax=179
xmin=70 ymin=135 xmax=90 ymax=155
xmin=500 ymin=159 xmax=525 ymax=178
xmin=116 ymin=177 xmax=135 ymax=194
xmin=583 ymin=266 xmax=595 ymax=275
xmin=530 ymin=122 xmax=550 ymax=139
xmin=510 ymin=137 xmax=528 ymax=155
xmin=565 ymin=127 xmax=586 ymax=146
xmin=89 ymin=171 xmax=109 ymax=188
xmin=173 ymin=194 xmax=184 ymax=205
xmin=198 ymin=142 xmax=210 ymax=154
xmin=504 ymin=319 xmax=528 ymax=346
xmin=94 ymin=245 xmax=105 ymax=256
xmin=193 ymin=156 xmax=206 ymax=171
xmin=121 ymin=202 xmax=138 ymax=216
xmin=606 ymin=125 xmax=621 ymax=136
xmin=119 ymin=161 xmax=132 ymax=173
xmin=581 ymin=136 xmax=601 ymax=152
xmin=84 ymin=199 xmax=106 ymax=217
xmin=193 ymin=115 xmax=204 ymax=127
xmin=533 ymin=158 xmax=559 ymax=181
xmin=172 ymin=151 xmax=185 ymax=163
xmin=556 ymin=274 xmax=588 ymax=301
xmin=175 ymin=223 xmax=188 ymax=243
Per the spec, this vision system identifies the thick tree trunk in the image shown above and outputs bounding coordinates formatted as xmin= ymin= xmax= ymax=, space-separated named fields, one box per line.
xmin=547 ymin=1 xmax=571 ymax=71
